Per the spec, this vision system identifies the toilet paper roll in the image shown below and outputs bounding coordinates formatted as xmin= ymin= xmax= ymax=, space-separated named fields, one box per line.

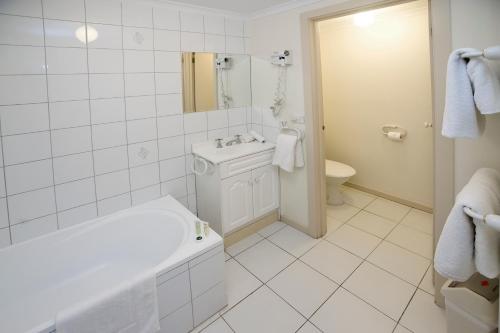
xmin=387 ymin=131 xmax=402 ymax=141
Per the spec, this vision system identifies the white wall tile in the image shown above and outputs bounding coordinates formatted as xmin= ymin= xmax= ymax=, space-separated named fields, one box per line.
xmin=90 ymin=98 xmax=125 ymax=124
xmin=47 ymin=74 xmax=89 ymax=102
xmin=124 ymin=50 xmax=154 ymax=73
xmin=93 ymin=145 xmax=128 ymax=175
xmin=98 ymin=192 xmax=130 ymax=216
xmin=0 ymin=75 xmax=47 ymax=105
xmin=89 ymin=74 xmax=124 ymax=99
xmin=204 ymin=34 xmax=225 ymax=53
xmin=156 ymin=94 xmax=182 ymax=116
xmin=0 ymin=45 xmax=46 ymax=75
xmin=0 ymin=228 xmax=10 ymax=248
xmin=0 ymin=169 xmax=5 ymax=198
xmin=123 ymin=27 xmax=153 ymax=50
xmin=225 ymin=18 xmax=244 ymax=37
xmin=45 ymin=47 xmax=87 ymax=74
xmin=58 ymin=202 xmax=97 ymax=228
xmin=158 ymin=115 xmax=184 ymax=138
xmin=0 ymin=0 xmax=43 ymax=17
xmin=44 ymin=19 xmax=85 ymax=48
xmin=187 ymin=174 xmax=195 ymax=194
xmin=161 ymin=177 xmax=187 ymax=198
xmin=123 ymin=2 xmax=152 ymax=28
xmin=0 ymin=15 xmax=44 ymax=46
xmin=181 ymin=32 xmax=204 ymax=51
xmin=131 ymin=183 xmax=160 ymax=205
xmin=92 ymin=122 xmax=127 ymax=149
xmin=125 ymin=73 xmax=155 ymax=96
xmin=87 ymin=24 xmax=123 ymax=49
xmin=180 ymin=12 xmax=204 ymax=33
xmin=185 ymin=132 xmax=207 ymax=154
xmin=154 ymin=51 xmax=181 ymax=72
xmin=158 ymin=136 xmax=184 ymax=160
xmin=208 ymin=128 xmax=228 ymax=140
xmin=228 ymin=107 xmax=246 ymax=126
xmin=85 ymin=0 xmax=122 ymax=25
xmin=42 ymin=0 xmax=85 ymax=21
xmin=95 ymin=169 xmax=130 ymax=200
xmin=155 ymin=73 xmax=181 ymax=94
xmin=160 ymin=156 xmax=186 ymax=181
xmin=154 ymin=30 xmax=180 ymax=51
xmin=153 ymin=7 xmax=179 ymax=30
xmin=126 ymin=95 xmax=156 ymax=120
xmin=2 ymin=131 xmax=51 ymax=165
xmin=184 ymin=112 xmax=207 ymax=134
xmin=130 ymin=163 xmax=159 ymax=190
xmin=205 ymin=16 xmax=225 ymax=35
xmin=128 ymin=140 xmax=158 ymax=167
xmin=0 ymin=199 xmax=9 ymax=228
xmin=10 ymin=214 xmax=57 ymax=243
xmin=51 ymin=126 xmax=92 ymax=157
xmin=226 ymin=36 xmax=245 ymax=54
xmin=127 ymin=118 xmax=157 ymax=143
xmin=50 ymin=100 xmax=90 ymax=129
xmin=207 ymin=110 xmax=228 ymax=130
xmin=53 ymin=152 xmax=94 ymax=184
xmin=55 ymin=177 xmax=96 ymax=210
xmin=5 ymin=159 xmax=53 ymax=195
xmin=8 ymin=187 xmax=56 ymax=224
xmin=88 ymin=49 xmax=124 ymax=74
xmin=0 ymin=103 xmax=49 ymax=136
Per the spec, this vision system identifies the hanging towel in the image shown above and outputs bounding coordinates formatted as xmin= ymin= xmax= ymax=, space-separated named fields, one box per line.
xmin=434 ymin=168 xmax=500 ymax=281
xmin=442 ymin=48 xmax=500 ymax=138
xmin=272 ymin=133 xmax=298 ymax=172
xmin=295 ymin=139 xmax=305 ymax=168
xmin=56 ymin=270 xmax=160 ymax=333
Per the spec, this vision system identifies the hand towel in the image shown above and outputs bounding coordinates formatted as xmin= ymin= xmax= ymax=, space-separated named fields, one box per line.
xmin=442 ymin=48 xmax=500 ymax=138
xmin=272 ymin=133 xmax=298 ymax=172
xmin=434 ymin=168 xmax=500 ymax=281
xmin=56 ymin=270 xmax=160 ymax=333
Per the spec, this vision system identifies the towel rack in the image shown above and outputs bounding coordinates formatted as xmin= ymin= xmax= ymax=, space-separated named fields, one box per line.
xmin=463 ymin=206 xmax=500 ymax=232
xmin=460 ymin=45 xmax=500 ymax=59
xmin=280 ymin=121 xmax=304 ymax=141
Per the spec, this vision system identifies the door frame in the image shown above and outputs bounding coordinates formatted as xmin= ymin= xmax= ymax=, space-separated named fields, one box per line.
xmin=299 ymin=0 xmax=453 ymax=305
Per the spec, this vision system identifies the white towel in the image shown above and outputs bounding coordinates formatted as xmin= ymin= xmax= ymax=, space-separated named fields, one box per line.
xmin=56 ymin=270 xmax=160 ymax=333
xmin=295 ymin=139 xmax=305 ymax=168
xmin=434 ymin=168 xmax=500 ymax=281
xmin=442 ymin=48 xmax=500 ymax=138
xmin=272 ymin=133 xmax=297 ymax=172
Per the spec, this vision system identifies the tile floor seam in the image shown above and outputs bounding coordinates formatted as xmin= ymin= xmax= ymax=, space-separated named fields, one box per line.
xmin=221 ymin=316 xmax=236 ymax=333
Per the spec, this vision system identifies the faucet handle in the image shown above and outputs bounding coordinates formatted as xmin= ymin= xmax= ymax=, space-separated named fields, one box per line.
xmin=215 ymin=138 xmax=223 ymax=148
xmin=235 ymin=134 xmax=242 ymax=143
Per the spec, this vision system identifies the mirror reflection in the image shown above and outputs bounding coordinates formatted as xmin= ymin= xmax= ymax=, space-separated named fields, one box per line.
xmin=181 ymin=52 xmax=251 ymax=113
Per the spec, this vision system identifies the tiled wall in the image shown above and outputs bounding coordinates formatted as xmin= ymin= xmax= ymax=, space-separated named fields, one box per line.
xmin=0 ymin=0 xmax=250 ymax=248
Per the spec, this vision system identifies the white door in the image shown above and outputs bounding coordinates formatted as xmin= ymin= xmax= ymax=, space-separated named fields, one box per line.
xmin=252 ymin=165 xmax=279 ymax=218
xmin=221 ymin=171 xmax=254 ymax=233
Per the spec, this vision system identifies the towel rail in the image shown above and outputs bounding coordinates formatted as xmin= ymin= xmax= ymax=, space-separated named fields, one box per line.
xmin=280 ymin=121 xmax=304 ymax=141
xmin=463 ymin=206 xmax=500 ymax=232
xmin=460 ymin=45 xmax=500 ymax=59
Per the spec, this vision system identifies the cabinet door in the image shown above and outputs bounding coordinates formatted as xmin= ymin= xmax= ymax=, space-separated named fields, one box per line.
xmin=221 ymin=171 xmax=254 ymax=233
xmin=252 ymin=165 xmax=279 ymax=218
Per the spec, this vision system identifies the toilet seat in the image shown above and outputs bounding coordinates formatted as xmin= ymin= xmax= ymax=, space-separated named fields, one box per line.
xmin=325 ymin=160 xmax=356 ymax=178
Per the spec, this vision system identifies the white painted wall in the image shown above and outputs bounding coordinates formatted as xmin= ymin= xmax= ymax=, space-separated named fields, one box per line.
xmin=318 ymin=0 xmax=433 ymax=208
xmin=450 ymin=0 xmax=500 ymax=191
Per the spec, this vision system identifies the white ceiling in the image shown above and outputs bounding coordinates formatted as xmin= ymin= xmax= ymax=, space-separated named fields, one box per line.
xmin=171 ymin=0 xmax=296 ymax=15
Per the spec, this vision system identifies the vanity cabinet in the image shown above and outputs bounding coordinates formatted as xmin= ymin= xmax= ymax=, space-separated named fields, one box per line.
xmin=196 ymin=149 xmax=279 ymax=236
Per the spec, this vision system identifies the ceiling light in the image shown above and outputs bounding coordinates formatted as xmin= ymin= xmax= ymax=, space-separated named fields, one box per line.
xmin=75 ymin=25 xmax=98 ymax=44
xmin=353 ymin=12 xmax=375 ymax=27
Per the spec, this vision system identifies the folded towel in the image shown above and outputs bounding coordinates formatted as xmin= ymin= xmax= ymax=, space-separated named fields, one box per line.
xmin=442 ymin=48 xmax=500 ymax=138
xmin=435 ymin=168 xmax=500 ymax=281
xmin=56 ymin=270 xmax=160 ymax=333
xmin=272 ymin=133 xmax=298 ymax=172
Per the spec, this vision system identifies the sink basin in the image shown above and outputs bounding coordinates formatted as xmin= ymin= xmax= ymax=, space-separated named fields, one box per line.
xmin=192 ymin=140 xmax=275 ymax=164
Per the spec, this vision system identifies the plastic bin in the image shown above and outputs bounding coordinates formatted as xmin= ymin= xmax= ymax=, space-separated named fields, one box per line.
xmin=441 ymin=274 xmax=499 ymax=333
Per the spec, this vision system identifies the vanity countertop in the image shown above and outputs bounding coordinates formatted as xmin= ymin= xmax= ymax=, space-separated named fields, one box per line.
xmin=192 ymin=140 xmax=275 ymax=165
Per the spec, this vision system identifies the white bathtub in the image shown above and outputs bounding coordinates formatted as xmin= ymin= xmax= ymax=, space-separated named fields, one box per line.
xmin=0 ymin=196 xmax=227 ymax=333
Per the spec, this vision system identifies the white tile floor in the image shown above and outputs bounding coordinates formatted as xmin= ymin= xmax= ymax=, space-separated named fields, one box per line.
xmin=193 ymin=187 xmax=446 ymax=333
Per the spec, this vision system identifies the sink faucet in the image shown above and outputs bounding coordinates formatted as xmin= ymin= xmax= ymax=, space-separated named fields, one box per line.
xmin=225 ymin=134 xmax=242 ymax=146
xmin=215 ymin=138 xmax=223 ymax=149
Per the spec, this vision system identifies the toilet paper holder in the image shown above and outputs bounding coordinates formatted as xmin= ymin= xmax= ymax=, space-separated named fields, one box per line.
xmin=381 ymin=125 xmax=407 ymax=140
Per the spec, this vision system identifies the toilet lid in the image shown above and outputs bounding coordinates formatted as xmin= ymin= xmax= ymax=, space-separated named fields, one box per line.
xmin=325 ymin=160 xmax=356 ymax=178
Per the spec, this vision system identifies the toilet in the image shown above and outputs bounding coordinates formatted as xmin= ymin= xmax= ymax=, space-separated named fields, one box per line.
xmin=325 ymin=160 xmax=356 ymax=205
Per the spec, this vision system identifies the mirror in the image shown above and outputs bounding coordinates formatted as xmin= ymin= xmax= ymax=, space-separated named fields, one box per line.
xmin=181 ymin=52 xmax=251 ymax=113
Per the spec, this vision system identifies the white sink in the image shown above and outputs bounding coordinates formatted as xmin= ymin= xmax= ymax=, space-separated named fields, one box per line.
xmin=192 ymin=140 xmax=275 ymax=164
